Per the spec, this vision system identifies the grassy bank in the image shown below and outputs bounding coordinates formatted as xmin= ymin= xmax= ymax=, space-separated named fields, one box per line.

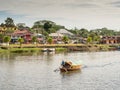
xmin=0 ymin=48 xmax=41 ymax=53
xmin=0 ymin=44 xmax=119 ymax=53
xmin=55 ymin=47 xmax=67 ymax=52
xmin=9 ymin=48 xmax=42 ymax=53
xmin=0 ymin=47 xmax=67 ymax=53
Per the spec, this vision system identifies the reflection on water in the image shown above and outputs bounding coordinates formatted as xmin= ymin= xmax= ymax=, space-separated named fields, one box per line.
xmin=0 ymin=51 xmax=120 ymax=90
xmin=60 ymin=70 xmax=81 ymax=78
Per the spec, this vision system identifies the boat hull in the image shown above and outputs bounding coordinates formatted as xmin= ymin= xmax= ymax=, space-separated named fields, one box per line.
xmin=41 ymin=48 xmax=55 ymax=52
xmin=60 ymin=65 xmax=81 ymax=72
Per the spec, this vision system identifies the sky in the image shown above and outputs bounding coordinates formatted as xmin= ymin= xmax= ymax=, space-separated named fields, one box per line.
xmin=0 ymin=0 xmax=120 ymax=30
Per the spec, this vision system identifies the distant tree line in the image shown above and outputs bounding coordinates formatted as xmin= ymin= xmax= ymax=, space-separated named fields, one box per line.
xmin=1 ymin=17 xmax=120 ymax=44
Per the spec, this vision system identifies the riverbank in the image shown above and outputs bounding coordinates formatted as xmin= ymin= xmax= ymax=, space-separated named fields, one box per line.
xmin=0 ymin=47 xmax=67 ymax=53
xmin=0 ymin=44 xmax=119 ymax=53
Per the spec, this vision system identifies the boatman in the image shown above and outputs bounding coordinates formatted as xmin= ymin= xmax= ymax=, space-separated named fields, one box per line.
xmin=61 ymin=60 xmax=65 ymax=66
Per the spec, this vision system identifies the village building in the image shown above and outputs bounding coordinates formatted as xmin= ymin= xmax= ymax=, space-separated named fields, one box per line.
xmin=56 ymin=29 xmax=74 ymax=38
xmin=101 ymin=36 xmax=118 ymax=44
xmin=11 ymin=29 xmax=33 ymax=44
xmin=0 ymin=27 xmax=6 ymax=34
xmin=49 ymin=33 xmax=64 ymax=44
xmin=34 ymin=33 xmax=45 ymax=44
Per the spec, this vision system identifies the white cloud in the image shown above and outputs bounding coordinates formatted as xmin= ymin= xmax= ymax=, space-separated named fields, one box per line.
xmin=0 ymin=0 xmax=120 ymax=30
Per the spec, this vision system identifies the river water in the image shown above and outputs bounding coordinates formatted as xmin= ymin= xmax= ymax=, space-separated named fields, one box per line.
xmin=0 ymin=51 xmax=120 ymax=90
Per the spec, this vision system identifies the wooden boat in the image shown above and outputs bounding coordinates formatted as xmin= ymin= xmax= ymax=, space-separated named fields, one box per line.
xmin=41 ymin=48 xmax=48 ymax=52
xmin=41 ymin=48 xmax=55 ymax=52
xmin=60 ymin=61 xmax=81 ymax=72
xmin=47 ymin=48 xmax=55 ymax=52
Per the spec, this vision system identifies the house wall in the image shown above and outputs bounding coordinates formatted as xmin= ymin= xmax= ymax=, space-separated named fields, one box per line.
xmin=101 ymin=36 xmax=118 ymax=44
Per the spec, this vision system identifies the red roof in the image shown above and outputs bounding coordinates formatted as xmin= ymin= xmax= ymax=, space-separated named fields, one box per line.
xmin=12 ymin=30 xmax=32 ymax=36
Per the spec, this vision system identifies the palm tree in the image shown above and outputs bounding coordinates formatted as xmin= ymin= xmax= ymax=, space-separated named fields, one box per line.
xmin=18 ymin=37 xmax=24 ymax=48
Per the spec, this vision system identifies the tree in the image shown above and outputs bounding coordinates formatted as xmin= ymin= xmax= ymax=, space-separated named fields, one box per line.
xmin=32 ymin=36 xmax=38 ymax=46
xmin=88 ymin=31 xmax=101 ymax=44
xmin=5 ymin=17 xmax=15 ymax=27
xmin=32 ymin=36 xmax=37 ymax=43
xmin=0 ymin=23 xmax=5 ymax=27
xmin=93 ymin=36 xmax=101 ymax=44
xmin=3 ymin=36 xmax=11 ymax=46
xmin=0 ymin=17 xmax=17 ymax=36
xmin=32 ymin=20 xmax=65 ymax=36
xmin=62 ymin=36 xmax=69 ymax=44
xmin=32 ymin=20 xmax=55 ymax=35
xmin=47 ymin=37 xmax=53 ymax=44
xmin=16 ymin=23 xmax=28 ymax=30
xmin=0 ymin=34 xmax=4 ymax=43
xmin=70 ymin=27 xmax=79 ymax=36
xmin=18 ymin=38 xmax=24 ymax=48
xmin=87 ymin=36 xmax=92 ymax=44
xmin=43 ymin=22 xmax=52 ymax=34
xmin=78 ymin=28 xmax=89 ymax=38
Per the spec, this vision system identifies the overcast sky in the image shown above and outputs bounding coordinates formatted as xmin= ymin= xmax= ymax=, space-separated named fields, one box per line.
xmin=0 ymin=0 xmax=120 ymax=30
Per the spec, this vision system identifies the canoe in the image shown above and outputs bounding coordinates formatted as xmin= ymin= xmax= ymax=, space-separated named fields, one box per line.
xmin=60 ymin=61 xmax=81 ymax=72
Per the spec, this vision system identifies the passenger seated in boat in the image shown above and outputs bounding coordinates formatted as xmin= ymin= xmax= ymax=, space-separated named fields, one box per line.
xmin=65 ymin=61 xmax=72 ymax=68
xmin=61 ymin=61 xmax=72 ymax=69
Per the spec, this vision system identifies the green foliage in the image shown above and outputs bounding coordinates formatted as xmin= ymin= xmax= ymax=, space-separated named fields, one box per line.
xmin=18 ymin=38 xmax=24 ymax=48
xmin=1 ymin=17 xmax=120 ymax=42
xmin=91 ymin=28 xmax=117 ymax=36
xmin=10 ymin=48 xmax=41 ymax=53
xmin=47 ymin=37 xmax=53 ymax=44
xmin=87 ymin=30 xmax=101 ymax=44
xmin=32 ymin=36 xmax=37 ymax=42
xmin=0 ymin=34 xmax=4 ymax=42
xmin=62 ymin=36 xmax=69 ymax=44
xmin=43 ymin=31 xmax=49 ymax=37
xmin=79 ymin=28 xmax=89 ymax=38
xmin=32 ymin=20 xmax=65 ymax=36
xmin=43 ymin=22 xmax=52 ymax=33
xmin=55 ymin=48 xmax=67 ymax=52
xmin=18 ymin=38 xmax=24 ymax=43
xmin=87 ymin=37 xmax=92 ymax=44
xmin=0 ymin=17 xmax=16 ymax=36
xmin=4 ymin=17 xmax=15 ymax=27
xmin=3 ymin=36 xmax=11 ymax=43
xmin=70 ymin=28 xmax=89 ymax=38
xmin=32 ymin=20 xmax=55 ymax=35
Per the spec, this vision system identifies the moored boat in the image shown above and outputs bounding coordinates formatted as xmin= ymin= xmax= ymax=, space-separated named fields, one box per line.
xmin=41 ymin=48 xmax=55 ymax=52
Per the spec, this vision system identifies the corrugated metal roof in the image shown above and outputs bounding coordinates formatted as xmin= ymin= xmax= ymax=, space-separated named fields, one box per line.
xmin=57 ymin=29 xmax=73 ymax=35
xmin=49 ymin=33 xmax=63 ymax=37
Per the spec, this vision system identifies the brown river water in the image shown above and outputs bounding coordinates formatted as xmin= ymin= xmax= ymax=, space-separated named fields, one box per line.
xmin=0 ymin=51 xmax=120 ymax=90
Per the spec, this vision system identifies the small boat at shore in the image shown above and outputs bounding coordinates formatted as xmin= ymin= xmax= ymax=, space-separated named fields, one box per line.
xmin=41 ymin=48 xmax=55 ymax=52
xmin=60 ymin=61 xmax=82 ymax=72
